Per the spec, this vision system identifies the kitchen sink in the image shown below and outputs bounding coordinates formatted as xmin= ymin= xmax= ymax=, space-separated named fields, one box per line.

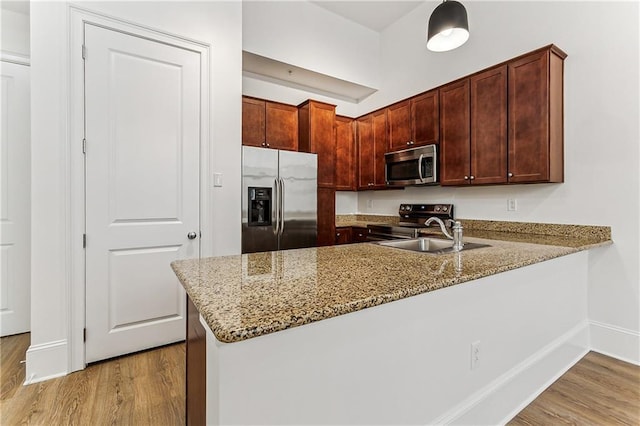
xmin=375 ymin=237 xmax=490 ymax=254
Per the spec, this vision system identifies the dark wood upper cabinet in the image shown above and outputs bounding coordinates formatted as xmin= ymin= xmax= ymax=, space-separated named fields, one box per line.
xmin=387 ymin=91 xmax=439 ymax=151
xmin=242 ymin=96 xmax=298 ymax=151
xmin=372 ymin=110 xmax=388 ymax=188
xmin=387 ymin=100 xmax=412 ymax=151
xmin=356 ymin=114 xmax=374 ymax=190
xmin=508 ymin=47 xmax=565 ymax=183
xmin=298 ymin=100 xmax=337 ymax=188
xmin=440 ymin=45 xmax=565 ymax=186
xmin=335 ymin=116 xmax=356 ymax=191
xmin=265 ymin=102 xmax=298 ymax=151
xmin=242 ymin=97 xmax=266 ymax=147
xmin=411 ymin=90 xmax=439 ymax=147
xmin=440 ymin=68 xmax=507 ymax=187
xmin=357 ymin=110 xmax=389 ymax=190
xmin=439 ymin=79 xmax=471 ymax=186
xmin=470 ymin=65 xmax=508 ymax=185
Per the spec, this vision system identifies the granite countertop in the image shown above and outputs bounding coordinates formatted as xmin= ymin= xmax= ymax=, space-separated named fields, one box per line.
xmin=171 ymin=222 xmax=611 ymax=344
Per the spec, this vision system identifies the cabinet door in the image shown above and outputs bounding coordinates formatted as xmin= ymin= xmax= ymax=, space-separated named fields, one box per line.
xmin=186 ymin=296 xmax=206 ymax=426
xmin=242 ymin=97 xmax=265 ymax=147
xmin=352 ymin=227 xmax=369 ymax=242
xmin=335 ymin=116 xmax=356 ymax=191
xmin=311 ymin=102 xmax=336 ymax=188
xmin=357 ymin=115 xmax=374 ymax=190
xmin=372 ymin=109 xmax=388 ymax=188
xmin=439 ymin=80 xmax=471 ymax=186
xmin=266 ymin=101 xmax=298 ymax=151
xmin=412 ymin=90 xmax=439 ymax=147
xmin=317 ymin=187 xmax=336 ymax=247
xmin=508 ymin=51 xmax=549 ymax=183
xmin=335 ymin=227 xmax=352 ymax=245
xmin=470 ymin=66 xmax=508 ymax=185
xmin=387 ymin=100 xmax=412 ymax=151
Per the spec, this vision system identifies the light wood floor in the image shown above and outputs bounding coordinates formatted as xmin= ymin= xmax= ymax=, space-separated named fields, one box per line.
xmin=509 ymin=351 xmax=640 ymax=425
xmin=2 ymin=334 xmax=638 ymax=425
xmin=1 ymin=333 xmax=185 ymax=425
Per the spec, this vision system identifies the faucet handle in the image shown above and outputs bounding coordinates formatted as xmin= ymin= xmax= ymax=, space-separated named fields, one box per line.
xmin=445 ymin=219 xmax=459 ymax=228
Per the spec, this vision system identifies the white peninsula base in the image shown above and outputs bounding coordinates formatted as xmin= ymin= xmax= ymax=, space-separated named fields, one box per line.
xmin=200 ymin=251 xmax=589 ymax=425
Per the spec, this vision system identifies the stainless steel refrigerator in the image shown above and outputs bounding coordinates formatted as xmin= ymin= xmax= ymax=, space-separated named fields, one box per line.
xmin=242 ymin=146 xmax=317 ymax=254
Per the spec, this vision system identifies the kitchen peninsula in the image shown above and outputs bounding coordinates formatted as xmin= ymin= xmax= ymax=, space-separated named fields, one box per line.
xmin=171 ymin=224 xmax=610 ymax=425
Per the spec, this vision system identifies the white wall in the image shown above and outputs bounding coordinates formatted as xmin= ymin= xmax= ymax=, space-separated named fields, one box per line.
xmin=243 ymin=1 xmax=381 ymax=90
xmin=1 ymin=8 xmax=30 ymax=56
xmin=241 ymin=0 xmax=382 ymax=116
xmin=354 ymin=1 xmax=639 ymax=361
xmin=29 ymin=1 xmax=242 ymax=379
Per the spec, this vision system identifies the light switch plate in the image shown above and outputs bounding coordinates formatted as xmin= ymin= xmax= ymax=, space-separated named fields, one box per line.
xmin=213 ymin=173 xmax=223 ymax=187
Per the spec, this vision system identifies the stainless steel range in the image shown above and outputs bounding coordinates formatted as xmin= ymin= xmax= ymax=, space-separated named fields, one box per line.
xmin=367 ymin=204 xmax=455 ymax=241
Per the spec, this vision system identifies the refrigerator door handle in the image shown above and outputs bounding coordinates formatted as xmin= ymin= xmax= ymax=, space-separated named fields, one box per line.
xmin=273 ymin=178 xmax=280 ymax=235
xmin=279 ymin=178 xmax=285 ymax=236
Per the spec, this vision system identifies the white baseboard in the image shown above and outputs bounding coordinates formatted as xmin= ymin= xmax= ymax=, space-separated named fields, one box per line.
xmin=24 ymin=339 xmax=68 ymax=384
xmin=431 ymin=321 xmax=590 ymax=425
xmin=590 ymin=320 xmax=640 ymax=366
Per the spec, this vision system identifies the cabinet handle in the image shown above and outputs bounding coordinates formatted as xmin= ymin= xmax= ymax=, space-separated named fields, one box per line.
xmin=336 ymin=233 xmax=340 ymax=236
xmin=508 ymin=172 xmax=513 ymax=178
xmin=470 ymin=175 xmax=475 ymax=180
xmin=464 ymin=176 xmax=469 ymax=180
xmin=261 ymin=142 xmax=266 ymax=147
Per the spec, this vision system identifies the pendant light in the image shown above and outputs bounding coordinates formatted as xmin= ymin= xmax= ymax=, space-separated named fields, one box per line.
xmin=427 ymin=0 xmax=469 ymax=52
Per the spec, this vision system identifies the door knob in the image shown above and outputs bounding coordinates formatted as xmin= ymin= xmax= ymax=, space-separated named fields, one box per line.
xmin=187 ymin=232 xmax=198 ymax=240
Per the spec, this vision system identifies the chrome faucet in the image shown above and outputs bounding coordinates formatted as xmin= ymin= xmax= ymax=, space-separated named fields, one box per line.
xmin=424 ymin=217 xmax=464 ymax=252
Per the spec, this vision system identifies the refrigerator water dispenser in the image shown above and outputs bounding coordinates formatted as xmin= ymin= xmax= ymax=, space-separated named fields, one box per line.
xmin=248 ymin=187 xmax=272 ymax=226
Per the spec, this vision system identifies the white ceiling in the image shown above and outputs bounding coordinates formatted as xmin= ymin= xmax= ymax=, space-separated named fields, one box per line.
xmin=311 ymin=1 xmax=425 ymax=32
xmin=0 ymin=1 xmax=425 ymax=31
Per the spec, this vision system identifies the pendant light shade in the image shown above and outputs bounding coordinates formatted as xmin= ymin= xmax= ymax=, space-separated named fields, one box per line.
xmin=427 ymin=0 xmax=469 ymax=52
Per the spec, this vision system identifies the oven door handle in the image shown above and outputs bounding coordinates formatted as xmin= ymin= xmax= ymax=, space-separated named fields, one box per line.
xmin=418 ymin=154 xmax=424 ymax=182
xmin=367 ymin=233 xmax=414 ymax=242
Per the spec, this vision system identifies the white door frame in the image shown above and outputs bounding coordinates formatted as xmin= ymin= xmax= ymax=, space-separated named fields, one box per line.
xmin=69 ymin=6 xmax=210 ymax=372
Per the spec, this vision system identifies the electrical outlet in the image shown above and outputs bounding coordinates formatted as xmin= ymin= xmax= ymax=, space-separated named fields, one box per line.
xmin=471 ymin=341 xmax=481 ymax=370
xmin=507 ymin=199 xmax=517 ymax=211
xmin=367 ymin=199 xmax=373 ymax=209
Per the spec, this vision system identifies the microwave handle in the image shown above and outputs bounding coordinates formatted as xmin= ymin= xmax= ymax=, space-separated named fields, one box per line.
xmin=418 ymin=154 xmax=424 ymax=182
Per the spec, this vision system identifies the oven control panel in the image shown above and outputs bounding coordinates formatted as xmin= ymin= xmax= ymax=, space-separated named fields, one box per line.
xmin=399 ymin=204 xmax=454 ymax=218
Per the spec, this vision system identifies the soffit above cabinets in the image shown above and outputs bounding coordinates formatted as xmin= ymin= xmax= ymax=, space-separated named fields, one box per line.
xmin=310 ymin=1 xmax=424 ymax=32
xmin=243 ymin=51 xmax=378 ymax=104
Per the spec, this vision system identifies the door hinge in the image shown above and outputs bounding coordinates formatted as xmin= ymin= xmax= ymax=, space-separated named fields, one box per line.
xmin=83 ymin=234 xmax=86 ymax=248
xmin=83 ymin=328 xmax=87 ymax=342
xmin=82 ymin=45 xmax=87 ymax=60
xmin=82 ymin=138 xmax=86 ymax=154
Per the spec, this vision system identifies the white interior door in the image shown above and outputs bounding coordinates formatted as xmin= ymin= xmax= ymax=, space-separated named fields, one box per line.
xmin=0 ymin=60 xmax=31 ymax=337
xmin=84 ymin=24 xmax=200 ymax=363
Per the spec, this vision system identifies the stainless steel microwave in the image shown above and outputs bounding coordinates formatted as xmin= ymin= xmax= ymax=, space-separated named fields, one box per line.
xmin=384 ymin=144 xmax=438 ymax=186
